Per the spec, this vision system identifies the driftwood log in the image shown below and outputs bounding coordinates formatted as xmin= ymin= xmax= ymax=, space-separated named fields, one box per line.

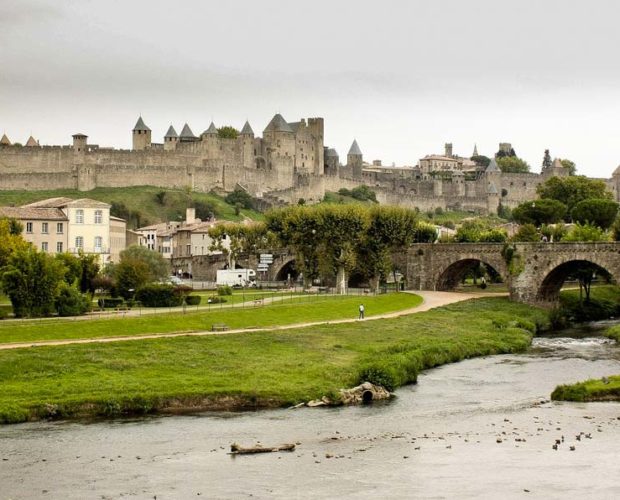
xmin=230 ymin=443 xmax=296 ymax=455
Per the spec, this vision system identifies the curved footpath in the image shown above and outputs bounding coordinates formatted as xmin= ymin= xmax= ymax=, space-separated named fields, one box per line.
xmin=0 ymin=291 xmax=505 ymax=351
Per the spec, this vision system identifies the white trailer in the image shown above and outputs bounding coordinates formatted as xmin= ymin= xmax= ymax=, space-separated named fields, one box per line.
xmin=216 ymin=269 xmax=257 ymax=287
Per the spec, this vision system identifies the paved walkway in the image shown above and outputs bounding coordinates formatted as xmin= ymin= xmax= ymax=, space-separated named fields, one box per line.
xmin=0 ymin=291 xmax=504 ymax=351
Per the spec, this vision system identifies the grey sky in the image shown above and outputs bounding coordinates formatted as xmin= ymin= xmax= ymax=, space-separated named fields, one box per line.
xmin=1 ymin=0 xmax=619 ymax=177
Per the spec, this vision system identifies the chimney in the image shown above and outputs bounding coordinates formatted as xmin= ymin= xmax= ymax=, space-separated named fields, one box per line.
xmin=186 ymin=207 xmax=196 ymax=224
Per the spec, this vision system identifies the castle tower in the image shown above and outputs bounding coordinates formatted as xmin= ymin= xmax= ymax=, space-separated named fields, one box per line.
xmin=132 ymin=116 xmax=151 ymax=151
xmin=201 ymin=122 xmax=218 ymax=139
xmin=25 ymin=136 xmax=39 ymax=147
xmin=0 ymin=134 xmax=11 ymax=146
xmin=472 ymin=144 xmax=478 ymax=157
xmin=263 ymin=114 xmax=296 ymax=173
xmin=347 ymin=139 xmax=363 ymax=179
xmin=487 ymin=182 xmax=500 ymax=215
xmin=164 ymin=125 xmax=178 ymax=151
xmin=325 ymin=147 xmax=339 ymax=175
xmin=72 ymin=133 xmax=88 ymax=152
xmin=445 ymin=143 xmax=453 ymax=157
xmin=179 ymin=123 xmax=198 ymax=142
xmin=240 ymin=121 xmax=255 ymax=169
xmin=307 ymin=117 xmax=324 ymax=176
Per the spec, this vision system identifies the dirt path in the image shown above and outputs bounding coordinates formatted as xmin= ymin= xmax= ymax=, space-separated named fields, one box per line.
xmin=0 ymin=291 xmax=504 ymax=351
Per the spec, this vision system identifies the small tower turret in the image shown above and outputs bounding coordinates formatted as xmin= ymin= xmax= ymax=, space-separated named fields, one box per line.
xmin=164 ymin=125 xmax=178 ymax=151
xmin=179 ymin=123 xmax=198 ymax=142
xmin=487 ymin=182 xmax=500 ymax=215
xmin=240 ymin=120 xmax=254 ymax=138
xmin=472 ymin=144 xmax=479 ymax=157
xmin=0 ymin=133 xmax=11 ymax=147
xmin=132 ymin=116 xmax=151 ymax=151
xmin=239 ymin=121 xmax=255 ymax=169
xmin=72 ymin=133 xmax=88 ymax=152
xmin=445 ymin=143 xmax=453 ymax=157
xmin=347 ymin=139 xmax=363 ymax=179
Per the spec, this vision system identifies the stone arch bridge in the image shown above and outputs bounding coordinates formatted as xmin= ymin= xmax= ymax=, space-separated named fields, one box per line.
xmin=406 ymin=242 xmax=620 ymax=307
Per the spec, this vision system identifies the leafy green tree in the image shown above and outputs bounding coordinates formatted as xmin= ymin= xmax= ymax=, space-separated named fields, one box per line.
xmin=55 ymin=283 xmax=91 ymax=316
xmin=496 ymin=156 xmax=530 ymax=173
xmin=570 ymin=198 xmax=619 ymax=229
xmin=560 ymin=159 xmax=577 ymax=176
xmin=78 ymin=252 xmax=100 ymax=294
xmin=225 ymin=188 xmax=254 ymax=210
xmin=562 ymin=223 xmax=610 ymax=242
xmin=454 ymin=220 xmax=487 ymax=242
xmin=495 ymin=147 xmax=516 ymax=158
xmin=208 ymin=221 xmax=271 ymax=268
xmin=119 ymin=245 xmax=169 ymax=281
xmin=540 ymin=224 xmax=566 ymax=242
xmin=350 ymin=185 xmax=377 ymax=202
xmin=114 ymin=246 xmax=169 ymax=298
xmin=0 ymin=218 xmax=31 ymax=268
xmin=542 ymin=149 xmax=552 ymax=169
xmin=217 ymin=126 xmax=239 ymax=139
xmin=55 ymin=253 xmax=82 ymax=285
xmin=511 ymin=223 xmax=539 ymax=242
xmin=478 ymin=228 xmax=508 ymax=242
xmin=512 ymin=199 xmax=567 ymax=226
xmin=471 ymin=155 xmax=491 ymax=167
xmin=2 ymin=248 xmax=65 ymax=317
xmin=537 ymin=176 xmax=612 ymax=215
xmin=612 ymin=217 xmax=620 ymax=241
xmin=193 ymin=199 xmax=217 ymax=221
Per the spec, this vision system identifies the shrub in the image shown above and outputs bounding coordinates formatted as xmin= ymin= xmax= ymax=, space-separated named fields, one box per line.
xmin=135 ymin=284 xmax=183 ymax=307
xmin=55 ymin=284 xmax=91 ymax=317
xmin=217 ymin=285 xmax=233 ymax=296
xmin=207 ymin=295 xmax=227 ymax=304
xmin=185 ymin=295 xmax=201 ymax=306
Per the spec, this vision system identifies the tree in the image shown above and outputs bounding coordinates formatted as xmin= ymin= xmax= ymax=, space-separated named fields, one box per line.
xmin=55 ymin=253 xmax=82 ymax=285
xmin=496 ymin=156 xmax=530 ymax=173
xmin=78 ymin=252 xmax=100 ymax=294
xmin=114 ymin=258 xmax=151 ymax=299
xmin=350 ymin=185 xmax=377 ymax=202
xmin=471 ymin=155 xmax=491 ymax=167
xmin=2 ymin=247 xmax=65 ymax=317
xmin=512 ymin=199 xmax=567 ymax=226
xmin=455 ymin=220 xmax=506 ymax=242
xmin=208 ymin=221 xmax=271 ymax=269
xmin=217 ymin=126 xmax=239 ymax=139
xmin=55 ymin=283 xmax=91 ymax=316
xmin=612 ymin=217 xmax=620 ymax=241
xmin=511 ymin=223 xmax=539 ymax=242
xmin=537 ymin=176 xmax=612 ymax=215
xmin=542 ymin=149 xmax=552 ymax=169
xmin=0 ymin=218 xmax=31 ymax=268
xmin=225 ymin=188 xmax=254 ymax=210
xmin=496 ymin=147 xmax=516 ymax=158
xmin=119 ymin=245 xmax=169 ymax=281
xmin=562 ymin=223 xmax=610 ymax=242
xmin=570 ymin=198 xmax=619 ymax=229
xmin=560 ymin=159 xmax=577 ymax=176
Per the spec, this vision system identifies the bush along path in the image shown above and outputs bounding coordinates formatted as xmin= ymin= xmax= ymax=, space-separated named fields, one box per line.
xmin=0 ymin=296 xmax=548 ymax=423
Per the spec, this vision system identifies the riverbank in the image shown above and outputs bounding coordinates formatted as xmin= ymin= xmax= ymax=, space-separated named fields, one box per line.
xmin=551 ymin=324 xmax=620 ymax=402
xmin=0 ymin=297 xmax=548 ymax=424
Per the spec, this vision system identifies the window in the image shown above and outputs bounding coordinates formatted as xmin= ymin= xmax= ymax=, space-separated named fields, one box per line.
xmin=56 ymin=242 xmax=63 ymax=252
xmin=56 ymin=222 xmax=63 ymax=234
xmin=76 ymin=210 xmax=84 ymax=224
xmin=42 ymin=222 xmax=49 ymax=234
xmin=26 ymin=222 xmax=33 ymax=233
xmin=94 ymin=210 xmax=102 ymax=224
xmin=186 ymin=244 xmax=191 ymax=256
xmin=75 ymin=236 xmax=83 ymax=249
xmin=94 ymin=236 xmax=102 ymax=252
xmin=41 ymin=242 xmax=48 ymax=252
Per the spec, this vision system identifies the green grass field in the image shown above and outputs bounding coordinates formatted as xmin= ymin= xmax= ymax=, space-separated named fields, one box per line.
xmin=0 ymin=293 xmax=422 ymax=344
xmin=0 ymin=297 xmax=547 ymax=423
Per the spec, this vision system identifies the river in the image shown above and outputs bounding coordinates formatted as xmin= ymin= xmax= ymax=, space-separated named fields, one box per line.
xmin=1 ymin=327 xmax=619 ymax=499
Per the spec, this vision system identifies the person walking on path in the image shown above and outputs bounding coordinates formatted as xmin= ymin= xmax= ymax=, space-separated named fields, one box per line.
xmin=358 ymin=303 xmax=365 ymax=320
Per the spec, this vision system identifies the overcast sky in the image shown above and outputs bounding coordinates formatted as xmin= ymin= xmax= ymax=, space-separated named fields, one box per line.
xmin=1 ymin=0 xmax=619 ymax=177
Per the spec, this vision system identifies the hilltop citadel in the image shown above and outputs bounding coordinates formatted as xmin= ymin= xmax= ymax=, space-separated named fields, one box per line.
xmin=1 ymin=113 xmax=619 ymax=214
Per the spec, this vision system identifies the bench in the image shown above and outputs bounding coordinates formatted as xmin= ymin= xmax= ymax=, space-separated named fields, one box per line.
xmin=211 ymin=323 xmax=229 ymax=332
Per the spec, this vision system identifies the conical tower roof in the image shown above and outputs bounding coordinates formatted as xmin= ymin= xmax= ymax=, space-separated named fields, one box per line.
xmin=240 ymin=121 xmax=254 ymax=135
xmin=179 ymin=123 xmax=197 ymax=139
xmin=486 ymin=158 xmax=500 ymax=172
xmin=264 ymin=113 xmax=293 ymax=133
xmin=0 ymin=133 xmax=11 ymax=146
xmin=348 ymin=139 xmax=362 ymax=156
xmin=133 ymin=116 xmax=151 ymax=132
xmin=326 ymin=148 xmax=338 ymax=158
xmin=472 ymin=144 xmax=479 ymax=156
xmin=202 ymin=122 xmax=218 ymax=135
xmin=25 ymin=135 xmax=39 ymax=147
xmin=164 ymin=125 xmax=178 ymax=138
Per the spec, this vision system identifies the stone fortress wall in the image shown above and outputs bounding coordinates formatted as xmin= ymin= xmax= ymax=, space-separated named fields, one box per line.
xmin=1 ymin=114 xmax=619 ymax=214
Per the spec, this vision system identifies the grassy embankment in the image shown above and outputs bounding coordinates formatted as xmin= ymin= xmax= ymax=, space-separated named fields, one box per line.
xmin=0 ymin=293 xmax=421 ymax=344
xmin=0 ymin=297 xmax=548 ymax=423
xmin=550 ymin=285 xmax=620 ymax=402
xmin=0 ymin=186 xmax=263 ymax=226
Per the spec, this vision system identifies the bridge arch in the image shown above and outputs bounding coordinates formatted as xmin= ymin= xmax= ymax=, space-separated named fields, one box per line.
xmin=271 ymin=258 xmax=299 ymax=282
xmin=435 ymin=257 xmax=507 ymax=291
xmin=533 ymin=258 xmax=618 ymax=304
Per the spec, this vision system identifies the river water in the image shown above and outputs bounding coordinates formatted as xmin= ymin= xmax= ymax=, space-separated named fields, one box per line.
xmin=1 ymin=329 xmax=620 ymax=499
